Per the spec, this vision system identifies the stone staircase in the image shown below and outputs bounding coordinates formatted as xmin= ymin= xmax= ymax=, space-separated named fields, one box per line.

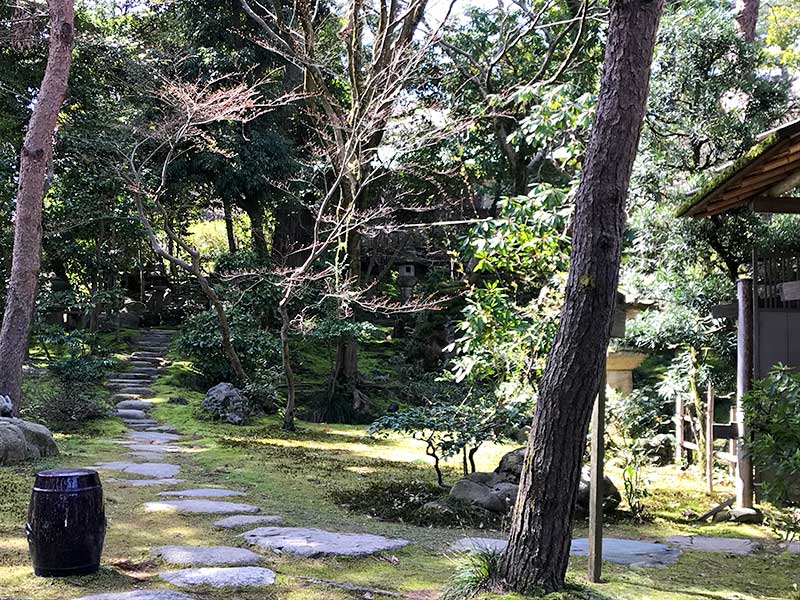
xmin=108 ymin=329 xmax=174 ymax=426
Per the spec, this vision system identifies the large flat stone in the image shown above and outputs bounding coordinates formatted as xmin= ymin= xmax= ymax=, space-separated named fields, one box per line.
xmin=121 ymin=443 xmax=186 ymax=453
xmin=240 ymin=527 xmax=409 ymax=557
xmin=159 ymin=488 xmax=246 ymax=498
xmin=125 ymin=452 xmax=167 ymax=461
xmin=214 ymin=515 xmax=283 ymax=529
xmin=93 ymin=461 xmax=180 ymax=478
xmin=450 ymin=537 xmax=681 ymax=567
xmin=107 ymin=478 xmax=184 ymax=487
xmin=160 ymin=566 xmax=276 ymax=588
xmin=109 ymin=372 xmax=155 ymax=380
xmin=665 ymin=535 xmax=760 ymax=555
xmin=153 ymin=545 xmax=261 ymax=565
xmin=145 ymin=500 xmax=261 ymax=514
xmin=72 ymin=592 xmax=197 ymax=600
xmin=123 ymin=419 xmax=158 ymax=426
xmin=146 ymin=426 xmax=178 ymax=433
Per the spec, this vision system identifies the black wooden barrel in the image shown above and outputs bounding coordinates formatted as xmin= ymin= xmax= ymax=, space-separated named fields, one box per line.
xmin=26 ymin=468 xmax=106 ymax=577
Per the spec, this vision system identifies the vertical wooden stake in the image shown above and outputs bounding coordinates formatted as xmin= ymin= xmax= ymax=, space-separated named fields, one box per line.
xmin=588 ymin=366 xmax=606 ymax=583
xmin=729 ymin=407 xmax=737 ymax=478
xmin=705 ymin=385 xmax=715 ymax=495
xmin=675 ymin=393 xmax=685 ymax=466
xmin=736 ymin=277 xmax=754 ymax=508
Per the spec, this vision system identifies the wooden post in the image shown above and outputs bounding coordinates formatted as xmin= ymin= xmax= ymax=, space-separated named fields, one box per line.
xmin=736 ymin=278 xmax=754 ymax=508
xmin=729 ymin=407 xmax=737 ymax=478
xmin=675 ymin=393 xmax=684 ymax=466
xmin=588 ymin=366 xmax=606 ymax=583
xmin=706 ymin=385 xmax=715 ymax=495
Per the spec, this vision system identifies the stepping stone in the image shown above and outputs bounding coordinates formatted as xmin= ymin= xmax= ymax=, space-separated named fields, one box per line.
xmin=160 ymin=566 xmax=276 ymax=588
xmin=129 ymin=361 xmax=163 ymax=369
xmin=107 ymin=478 xmax=184 ymax=487
xmin=214 ymin=515 xmax=283 ymax=529
xmin=116 ymin=409 xmax=148 ymax=420
xmin=117 ymin=387 xmax=156 ymax=397
xmin=159 ymin=488 xmax=246 ymax=498
xmin=240 ymin=527 xmax=409 ymax=557
xmin=132 ymin=351 xmax=163 ymax=358
xmin=127 ymin=431 xmax=183 ymax=442
xmin=130 ymin=367 xmax=161 ymax=375
xmin=93 ymin=461 xmax=180 ymax=478
xmin=123 ymin=419 xmax=157 ymax=426
xmin=122 ymin=443 xmax=185 ymax=453
xmin=450 ymin=537 xmax=681 ymax=567
xmin=152 ymin=545 xmax=262 ymax=565
xmin=147 ymin=426 xmax=177 ymax=433
xmin=665 ymin=535 xmax=760 ymax=555
xmin=116 ymin=400 xmax=154 ymax=411
xmin=108 ymin=379 xmax=154 ymax=386
xmin=72 ymin=591 xmax=196 ymax=600
xmin=145 ymin=500 xmax=261 ymax=514
xmin=125 ymin=452 xmax=166 ymax=460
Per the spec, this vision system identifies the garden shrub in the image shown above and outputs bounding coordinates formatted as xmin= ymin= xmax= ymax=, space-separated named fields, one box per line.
xmin=176 ymin=306 xmax=281 ymax=385
xmin=49 ymin=355 xmax=115 ymax=383
xmin=744 ymin=365 xmax=800 ymax=507
xmin=20 ymin=381 xmax=109 ymax=432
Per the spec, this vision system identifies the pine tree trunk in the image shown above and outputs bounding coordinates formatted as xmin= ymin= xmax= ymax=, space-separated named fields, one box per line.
xmin=734 ymin=0 xmax=759 ymax=41
xmin=0 ymin=0 xmax=74 ymax=414
xmin=499 ymin=0 xmax=663 ymax=593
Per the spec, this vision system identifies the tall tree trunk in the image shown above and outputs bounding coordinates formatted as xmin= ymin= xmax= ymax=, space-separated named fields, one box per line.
xmin=499 ymin=0 xmax=663 ymax=593
xmin=239 ymin=195 xmax=268 ymax=257
xmin=223 ymin=197 xmax=237 ymax=254
xmin=734 ymin=0 xmax=759 ymax=41
xmin=0 ymin=0 xmax=74 ymax=415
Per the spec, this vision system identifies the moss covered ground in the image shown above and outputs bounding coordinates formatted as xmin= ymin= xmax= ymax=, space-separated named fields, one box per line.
xmin=1 ymin=351 xmax=799 ymax=599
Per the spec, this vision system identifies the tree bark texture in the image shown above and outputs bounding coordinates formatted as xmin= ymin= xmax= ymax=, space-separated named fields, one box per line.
xmin=223 ymin=197 xmax=237 ymax=254
xmin=499 ymin=0 xmax=664 ymax=593
xmin=0 ymin=0 xmax=74 ymax=414
xmin=279 ymin=303 xmax=297 ymax=431
xmin=735 ymin=0 xmax=759 ymax=42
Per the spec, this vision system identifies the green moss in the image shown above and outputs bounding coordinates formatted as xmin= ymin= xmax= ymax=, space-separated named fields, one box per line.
xmin=676 ymin=132 xmax=781 ymax=217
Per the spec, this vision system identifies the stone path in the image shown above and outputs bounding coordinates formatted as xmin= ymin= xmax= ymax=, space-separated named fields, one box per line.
xmin=69 ymin=328 xmax=410 ymax=598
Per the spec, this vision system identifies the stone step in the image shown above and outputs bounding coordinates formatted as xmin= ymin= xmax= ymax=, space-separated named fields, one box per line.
xmin=128 ymin=358 xmax=165 ymax=367
xmin=116 ymin=386 xmax=156 ymax=397
xmin=125 ymin=420 xmax=158 ymax=427
xmin=159 ymin=566 xmax=276 ymax=588
xmin=116 ymin=400 xmax=154 ymax=411
xmin=129 ymin=367 xmax=164 ymax=376
xmin=145 ymin=500 xmax=261 ymax=514
xmin=132 ymin=351 xmax=165 ymax=358
xmin=109 ymin=372 xmax=153 ymax=380
xmin=112 ymin=393 xmax=148 ymax=403
xmin=115 ymin=408 xmax=149 ymax=420
xmin=152 ymin=545 xmax=261 ymax=566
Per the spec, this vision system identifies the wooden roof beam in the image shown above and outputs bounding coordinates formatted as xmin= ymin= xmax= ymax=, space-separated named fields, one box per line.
xmin=767 ymin=166 xmax=800 ymax=198
xmin=752 ymin=196 xmax=800 ymax=214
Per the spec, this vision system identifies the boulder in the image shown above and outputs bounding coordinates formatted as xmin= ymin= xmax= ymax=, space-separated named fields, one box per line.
xmin=201 ymin=383 xmax=254 ymax=425
xmin=448 ymin=448 xmax=621 ymax=517
xmin=0 ymin=418 xmax=59 ymax=464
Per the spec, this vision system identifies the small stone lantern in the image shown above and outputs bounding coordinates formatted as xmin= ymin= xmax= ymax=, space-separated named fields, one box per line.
xmin=397 ymin=263 xmax=418 ymax=303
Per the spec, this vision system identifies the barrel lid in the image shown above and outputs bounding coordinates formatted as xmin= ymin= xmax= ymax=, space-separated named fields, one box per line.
xmin=34 ymin=468 xmax=101 ymax=492
xmin=37 ymin=468 xmax=97 ymax=478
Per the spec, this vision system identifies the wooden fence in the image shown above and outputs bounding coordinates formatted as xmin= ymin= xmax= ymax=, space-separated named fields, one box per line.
xmin=675 ymin=385 xmax=738 ymax=493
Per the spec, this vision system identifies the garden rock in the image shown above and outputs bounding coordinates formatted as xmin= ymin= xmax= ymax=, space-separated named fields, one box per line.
xmin=448 ymin=448 xmax=620 ymax=516
xmin=214 ymin=515 xmax=284 ymax=528
xmin=201 ymin=383 xmax=254 ymax=425
xmin=72 ymin=591 xmax=196 ymax=600
xmin=0 ymin=395 xmax=12 ymax=417
xmin=116 ymin=409 xmax=148 ymax=420
xmin=0 ymin=417 xmax=58 ymax=464
xmin=240 ymin=526 xmax=409 ymax=557
xmin=152 ymin=545 xmax=262 ymax=565
xmin=145 ymin=499 xmax=261 ymax=514
xmin=727 ymin=508 xmax=764 ymax=524
xmin=159 ymin=488 xmax=246 ymax=498
xmin=127 ymin=431 xmax=183 ymax=442
xmin=160 ymin=566 xmax=276 ymax=588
